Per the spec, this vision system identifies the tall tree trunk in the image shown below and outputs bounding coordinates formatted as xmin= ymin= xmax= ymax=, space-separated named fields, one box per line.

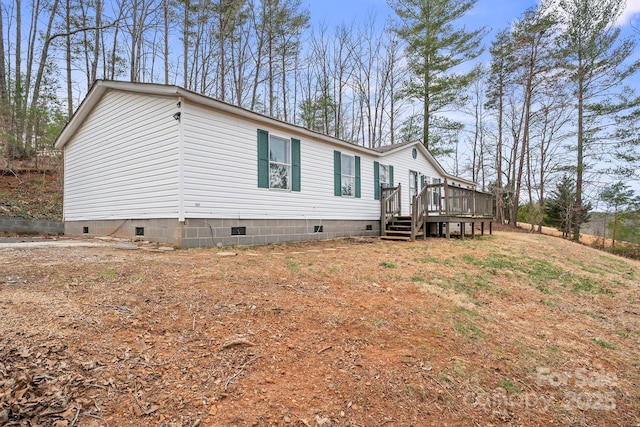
xmin=65 ymin=0 xmax=73 ymax=117
xmin=24 ymin=0 xmax=41 ymax=125
xmin=183 ymin=0 xmax=189 ymax=88
xmin=267 ymin=24 xmax=274 ymax=117
xmin=163 ymin=0 xmax=169 ymax=84
xmin=0 ymin=3 xmax=8 ymax=117
xmin=281 ymin=48 xmax=287 ymax=121
xmin=538 ymin=143 xmax=545 ymax=233
xmin=15 ymin=0 xmax=23 ymax=138
xmin=91 ymin=0 xmax=101 ymax=83
xmin=25 ymin=0 xmax=60 ymax=150
xmin=495 ymin=86 xmax=504 ymax=224
xmin=108 ymin=4 xmax=122 ymax=81
xmin=573 ymin=75 xmax=584 ymax=241
xmin=526 ymin=133 xmax=534 ymax=231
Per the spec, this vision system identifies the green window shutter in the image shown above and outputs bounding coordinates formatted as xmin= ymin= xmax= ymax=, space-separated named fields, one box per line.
xmin=355 ymin=156 xmax=361 ymax=198
xmin=421 ymin=175 xmax=425 ymax=189
xmin=389 ymin=165 xmax=394 ymax=187
xmin=374 ymin=161 xmax=380 ymax=200
xmin=257 ymin=129 xmax=269 ymax=188
xmin=334 ymin=150 xmax=341 ymax=196
xmin=291 ymin=138 xmax=301 ymax=192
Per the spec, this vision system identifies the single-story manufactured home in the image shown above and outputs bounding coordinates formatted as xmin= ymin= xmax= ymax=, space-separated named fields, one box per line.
xmin=54 ymin=80 xmax=493 ymax=247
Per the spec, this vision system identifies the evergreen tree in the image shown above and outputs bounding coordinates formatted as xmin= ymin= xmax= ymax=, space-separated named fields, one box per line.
xmin=545 ymin=175 xmax=591 ymax=238
xmin=388 ymin=0 xmax=485 ymax=155
xmin=557 ymin=0 xmax=640 ymax=241
xmin=600 ymin=181 xmax=637 ymax=247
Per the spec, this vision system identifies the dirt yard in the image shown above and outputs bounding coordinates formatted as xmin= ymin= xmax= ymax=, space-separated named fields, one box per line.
xmin=0 ymin=169 xmax=62 ymax=220
xmin=1 ymin=232 xmax=639 ymax=426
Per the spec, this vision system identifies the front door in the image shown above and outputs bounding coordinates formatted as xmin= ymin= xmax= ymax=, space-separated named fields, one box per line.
xmin=409 ymin=170 xmax=419 ymax=212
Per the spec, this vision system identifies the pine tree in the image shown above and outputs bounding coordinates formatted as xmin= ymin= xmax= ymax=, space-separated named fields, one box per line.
xmin=557 ymin=0 xmax=640 ymax=241
xmin=388 ymin=0 xmax=485 ymax=154
xmin=545 ymin=175 xmax=591 ymax=239
xmin=600 ymin=181 xmax=637 ymax=247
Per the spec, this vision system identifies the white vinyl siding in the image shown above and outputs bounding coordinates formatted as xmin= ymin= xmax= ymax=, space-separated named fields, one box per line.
xmin=380 ymin=148 xmax=444 ymax=216
xmin=63 ymin=91 xmax=179 ymax=220
xmin=61 ymin=84 xmax=459 ymax=224
xmin=181 ymin=101 xmax=379 ymax=220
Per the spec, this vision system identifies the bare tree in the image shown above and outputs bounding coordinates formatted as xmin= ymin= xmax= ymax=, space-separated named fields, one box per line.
xmin=0 ymin=2 xmax=8 ymax=129
xmin=464 ymin=67 xmax=488 ymax=189
xmin=530 ymin=89 xmax=573 ymax=232
xmin=24 ymin=0 xmax=61 ymax=148
xmin=486 ymin=29 xmax=512 ymax=225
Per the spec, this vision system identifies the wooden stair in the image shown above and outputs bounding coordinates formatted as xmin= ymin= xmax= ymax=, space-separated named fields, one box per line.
xmin=380 ymin=215 xmax=413 ymax=241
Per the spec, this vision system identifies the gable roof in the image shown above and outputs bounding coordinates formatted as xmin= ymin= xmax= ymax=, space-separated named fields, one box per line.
xmin=55 ymin=80 xmax=474 ymax=186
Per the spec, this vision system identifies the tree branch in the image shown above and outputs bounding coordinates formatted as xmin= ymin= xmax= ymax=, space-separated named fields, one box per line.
xmin=47 ymin=18 xmax=125 ymax=42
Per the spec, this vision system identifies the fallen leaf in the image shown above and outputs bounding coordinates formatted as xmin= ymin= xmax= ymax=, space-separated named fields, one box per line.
xmin=142 ymin=404 xmax=161 ymax=415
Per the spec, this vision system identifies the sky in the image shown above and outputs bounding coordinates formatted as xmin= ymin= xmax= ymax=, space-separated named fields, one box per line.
xmin=304 ymin=0 xmax=640 ymax=86
xmin=305 ymin=0 xmax=640 ymax=37
xmin=304 ymin=0 xmax=640 ymax=192
xmin=306 ymin=0 xmax=534 ymax=32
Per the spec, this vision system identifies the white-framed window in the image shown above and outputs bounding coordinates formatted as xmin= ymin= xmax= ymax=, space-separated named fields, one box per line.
xmin=379 ymin=164 xmax=390 ymax=188
xmin=373 ymin=161 xmax=393 ymax=200
xmin=269 ymin=135 xmax=290 ymax=190
xmin=341 ymin=153 xmax=355 ymax=196
xmin=409 ymin=170 xmax=419 ymax=210
xmin=433 ymin=178 xmax=442 ymax=206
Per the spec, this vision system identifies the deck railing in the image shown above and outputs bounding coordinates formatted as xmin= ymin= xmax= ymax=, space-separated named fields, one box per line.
xmin=473 ymin=191 xmax=494 ymax=218
xmin=381 ymin=183 xmax=401 ymax=236
xmin=411 ymin=183 xmax=429 ymax=240
xmin=424 ymin=179 xmax=494 ymax=218
xmin=382 ymin=180 xmax=494 ymax=240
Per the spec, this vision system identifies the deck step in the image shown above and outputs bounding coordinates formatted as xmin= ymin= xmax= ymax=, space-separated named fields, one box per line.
xmin=383 ymin=215 xmax=415 ymax=241
xmin=380 ymin=235 xmax=412 ymax=241
xmin=385 ymin=230 xmax=412 ymax=235
xmin=388 ymin=226 xmax=411 ymax=231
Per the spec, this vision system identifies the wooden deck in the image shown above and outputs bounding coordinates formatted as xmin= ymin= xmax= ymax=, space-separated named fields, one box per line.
xmin=381 ymin=180 xmax=494 ymax=241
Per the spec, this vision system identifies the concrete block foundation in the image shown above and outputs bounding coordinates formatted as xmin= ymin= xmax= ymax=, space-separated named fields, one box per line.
xmin=64 ymin=218 xmax=381 ymax=248
xmin=0 ymin=217 xmax=64 ymax=235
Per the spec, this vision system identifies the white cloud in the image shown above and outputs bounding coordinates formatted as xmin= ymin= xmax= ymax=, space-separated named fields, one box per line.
xmin=541 ymin=0 xmax=640 ymax=27
xmin=617 ymin=0 xmax=640 ymax=26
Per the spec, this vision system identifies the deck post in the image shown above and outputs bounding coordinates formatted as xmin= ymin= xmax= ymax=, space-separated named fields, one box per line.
xmin=398 ymin=183 xmax=402 ymax=216
xmin=443 ymin=179 xmax=449 ymax=216
xmin=380 ymin=185 xmax=386 ymax=237
xmin=472 ymin=222 xmax=475 ymax=239
xmin=446 ymin=222 xmax=450 ymax=239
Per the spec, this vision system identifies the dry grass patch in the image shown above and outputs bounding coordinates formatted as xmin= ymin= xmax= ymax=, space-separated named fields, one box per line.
xmin=0 ymin=232 xmax=639 ymax=426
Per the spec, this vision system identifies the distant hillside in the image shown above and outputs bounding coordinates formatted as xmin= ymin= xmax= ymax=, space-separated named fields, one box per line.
xmin=582 ymin=213 xmax=611 ymax=238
